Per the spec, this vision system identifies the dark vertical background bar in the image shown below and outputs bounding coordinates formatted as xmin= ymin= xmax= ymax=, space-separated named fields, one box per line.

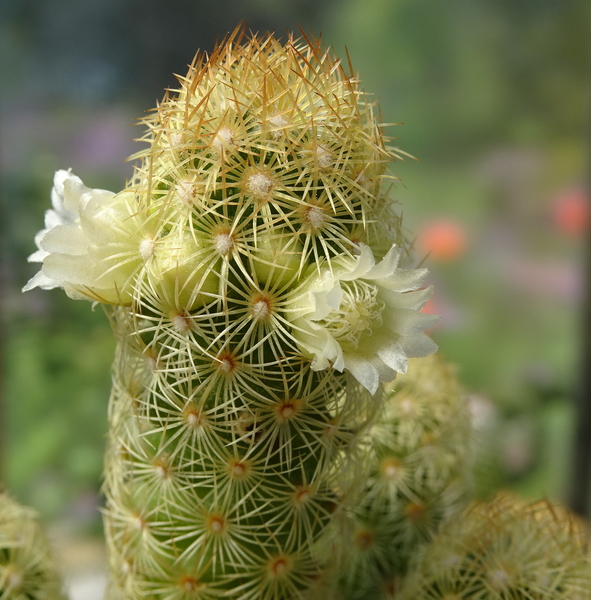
xmin=569 ymin=52 xmax=591 ymax=518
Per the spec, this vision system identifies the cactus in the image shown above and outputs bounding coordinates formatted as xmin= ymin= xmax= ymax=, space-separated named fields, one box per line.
xmin=398 ymin=494 xmax=591 ymax=600
xmin=0 ymin=491 xmax=66 ymax=600
xmin=337 ymin=354 xmax=472 ymax=600
xmin=24 ymin=29 xmax=438 ymax=599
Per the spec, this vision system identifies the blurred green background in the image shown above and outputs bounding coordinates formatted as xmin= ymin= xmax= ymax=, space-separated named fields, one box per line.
xmin=1 ymin=0 xmax=589 ymax=534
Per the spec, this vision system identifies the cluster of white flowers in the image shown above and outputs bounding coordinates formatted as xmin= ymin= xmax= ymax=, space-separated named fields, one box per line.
xmin=289 ymin=245 xmax=438 ymax=394
xmin=26 ymin=171 xmax=437 ymax=394
xmin=23 ymin=170 xmax=144 ymax=304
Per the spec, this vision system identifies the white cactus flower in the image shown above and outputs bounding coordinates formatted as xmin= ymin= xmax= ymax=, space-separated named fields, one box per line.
xmin=290 ymin=244 xmax=438 ymax=394
xmin=23 ymin=170 xmax=145 ymax=304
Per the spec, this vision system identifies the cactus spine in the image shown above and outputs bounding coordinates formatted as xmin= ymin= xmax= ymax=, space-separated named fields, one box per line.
xmin=24 ymin=29 xmax=438 ymax=599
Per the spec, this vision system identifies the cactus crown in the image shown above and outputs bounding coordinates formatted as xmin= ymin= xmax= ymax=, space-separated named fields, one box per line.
xmin=71 ymin=26 xmax=406 ymax=309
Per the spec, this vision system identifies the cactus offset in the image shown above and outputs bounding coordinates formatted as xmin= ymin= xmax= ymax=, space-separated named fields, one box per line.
xmin=337 ymin=354 xmax=472 ymax=600
xmin=0 ymin=492 xmax=66 ymax=600
xmin=398 ymin=495 xmax=591 ymax=600
xmin=24 ymin=29 xmax=439 ymax=599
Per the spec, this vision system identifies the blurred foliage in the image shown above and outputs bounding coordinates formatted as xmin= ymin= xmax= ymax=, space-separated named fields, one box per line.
xmin=0 ymin=0 xmax=589 ymax=525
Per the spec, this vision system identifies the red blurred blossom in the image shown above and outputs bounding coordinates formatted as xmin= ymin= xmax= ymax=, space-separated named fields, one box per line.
xmin=551 ymin=188 xmax=590 ymax=238
xmin=417 ymin=219 xmax=468 ymax=262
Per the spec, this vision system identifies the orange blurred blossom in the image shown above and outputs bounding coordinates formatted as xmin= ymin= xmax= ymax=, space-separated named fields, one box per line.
xmin=417 ymin=219 xmax=467 ymax=261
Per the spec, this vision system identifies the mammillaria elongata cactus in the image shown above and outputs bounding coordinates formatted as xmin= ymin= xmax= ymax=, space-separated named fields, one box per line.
xmin=24 ymin=29 xmax=438 ymax=599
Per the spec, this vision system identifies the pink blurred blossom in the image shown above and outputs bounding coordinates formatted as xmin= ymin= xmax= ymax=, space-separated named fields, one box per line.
xmin=69 ymin=111 xmax=137 ymax=170
xmin=508 ymin=259 xmax=583 ymax=303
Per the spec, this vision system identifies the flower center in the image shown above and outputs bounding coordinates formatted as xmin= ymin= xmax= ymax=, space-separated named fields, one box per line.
xmin=320 ymin=280 xmax=384 ymax=350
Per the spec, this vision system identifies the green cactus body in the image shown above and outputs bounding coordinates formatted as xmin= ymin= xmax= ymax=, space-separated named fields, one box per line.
xmin=398 ymin=495 xmax=591 ymax=600
xmin=24 ymin=29 xmax=438 ymax=599
xmin=0 ymin=492 xmax=66 ymax=600
xmin=338 ymin=355 xmax=472 ymax=600
xmin=103 ymin=306 xmax=376 ymax=599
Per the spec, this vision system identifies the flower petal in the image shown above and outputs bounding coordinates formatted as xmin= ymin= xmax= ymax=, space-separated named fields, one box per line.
xmin=379 ymin=286 xmax=434 ymax=312
xmin=379 ymin=267 xmax=429 ymax=293
xmin=339 ymin=244 xmax=375 ymax=281
xmin=61 ymin=173 xmax=91 ymax=215
xmin=343 ymin=354 xmax=380 ymax=394
xmin=364 ymin=244 xmax=401 ymax=280
xmin=22 ymin=270 xmax=59 ymax=292
xmin=375 ymin=342 xmax=410 ymax=374
xmin=399 ymin=332 xmax=439 ymax=359
xmin=310 ymin=279 xmax=343 ymax=320
xmin=384 ymin=308 xmax=439 ymax=337
xmin=43 ymin=252 xmax=100 ymax=287
xmin=41 ymin=225 xmax=89 ymax=255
